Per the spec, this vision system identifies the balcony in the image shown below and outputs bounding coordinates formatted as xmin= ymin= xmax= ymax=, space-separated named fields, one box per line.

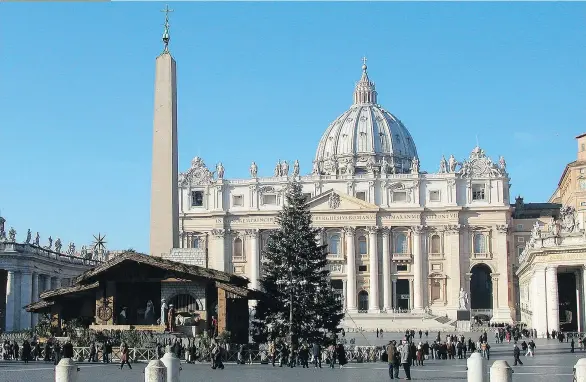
xmin=392 ymin=253 xmax=412 ymax=262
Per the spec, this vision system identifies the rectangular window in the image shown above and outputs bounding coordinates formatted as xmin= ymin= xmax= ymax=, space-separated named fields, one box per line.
xmin=517 ymin=247 xmax=524 ymax=257
xmin=396 ymin=264 xmax=408 ymax=272
xmin=472 ymin=184 xmax=485 ymax=201
xmin=263 ymin=194 xmax=277 ymax=205
xmin=517 ymin=236 xmax=525 ymax=243
xmin=581 ymin=168 xmax=585 ymax=174
xmin=393 ymin=191 xmax=407 ymax=202
xmin=358 ymin=265 xmax=368 ymax=272
xmin=356 ymin=191 xmax=366 ymax=201
xmin=429 ymin=190 xmax=440 ymax=202
xmin=516 ymin=224 xmax=523 ymax=230
xmin=431 ymin=263 xmax=442 ymax=271
xmin=232 ymin=195 xmax=243 ymax=207
xmin=191 ymin=191 xmax=204 ymax=207
xmin=581 ymin=201 xmax=586 ymax=207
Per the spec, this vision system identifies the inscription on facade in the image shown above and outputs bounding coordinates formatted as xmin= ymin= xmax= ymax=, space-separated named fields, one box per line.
xmin=424 ymin=213 xmax=459 ymax=221
xmin=313 ymin=214 xmax=375 ymax=222
xmin=227 ymin=217 xmax=276 ymax=224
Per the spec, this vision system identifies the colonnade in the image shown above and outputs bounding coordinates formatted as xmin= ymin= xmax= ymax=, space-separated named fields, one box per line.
xmin=343 ymin=226 xmax=425 ymax=314
xmin=4 ymin=271 xmax=63 ymax=331
xmin=531 ymin=265 xmax=586 ymax=336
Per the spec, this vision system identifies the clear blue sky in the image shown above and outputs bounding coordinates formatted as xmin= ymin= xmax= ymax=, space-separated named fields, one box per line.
xmin=1 ymin=3 xmax=585 ymax=253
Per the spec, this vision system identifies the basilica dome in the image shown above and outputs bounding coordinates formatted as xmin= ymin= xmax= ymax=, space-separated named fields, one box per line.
xmin=314 ymin=62 xmax=418 ymax=175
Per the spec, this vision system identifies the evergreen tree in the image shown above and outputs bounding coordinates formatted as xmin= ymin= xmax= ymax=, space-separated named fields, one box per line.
xmin=252 ymin=181 xmax=343 ymax=345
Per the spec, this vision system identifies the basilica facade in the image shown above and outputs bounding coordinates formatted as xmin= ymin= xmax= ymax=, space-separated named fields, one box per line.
xmin=166 ymin=62 xmax=514 ymax=324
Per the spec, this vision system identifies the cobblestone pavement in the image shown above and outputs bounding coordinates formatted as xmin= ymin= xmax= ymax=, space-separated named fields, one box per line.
xmin=0 ymin=334 xmax=582 ymax=382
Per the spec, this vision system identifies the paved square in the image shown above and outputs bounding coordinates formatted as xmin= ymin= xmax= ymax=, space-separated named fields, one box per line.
xmin=0 ymin=334 xmax=581 ymax=382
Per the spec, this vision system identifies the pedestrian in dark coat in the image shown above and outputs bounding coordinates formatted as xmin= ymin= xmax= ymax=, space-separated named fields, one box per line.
xmin=513 ymin=344 xmax=523 ymax=366
xmin=312 ymin=342 xmax=322 ymax=368
xmin=22 ymin=341 xmax=31 ymax=363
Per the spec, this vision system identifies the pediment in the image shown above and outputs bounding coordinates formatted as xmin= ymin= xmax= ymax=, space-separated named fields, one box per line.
xmin=306 ymin=189 xmax=379 ymax=212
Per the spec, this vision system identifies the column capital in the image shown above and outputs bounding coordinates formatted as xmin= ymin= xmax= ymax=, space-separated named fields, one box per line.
xmin=411 ymin=225 xmax=425 ymax=235
xmin=444 ymin=224 xmax=461 ymax=235
xmin=244 ymin=229 xmax=260 ymax=238
xmin=366 ymin=226 xmax=379 ymax=235
xmin=211 ymin=228 xmax=228 ymax=238
xmin=491 ymin=272 xmax=500 ymax=281
xmin=495 ymin=224 xmax=509 ymax=234
xmin=380 ymin=226 xmax=390 ymax=235
xmin=546 ymin=265 xmax=558 ymax=273
xmin=343 ymin=226 xmax=356 ymax=236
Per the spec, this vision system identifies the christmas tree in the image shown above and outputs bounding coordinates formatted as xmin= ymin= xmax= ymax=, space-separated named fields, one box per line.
xmin=252 ymin=181 xmax=343 ymax=345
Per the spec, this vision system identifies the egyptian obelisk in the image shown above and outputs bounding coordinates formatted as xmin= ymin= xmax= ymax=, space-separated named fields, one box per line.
xmin=150 ymin=5 xmax=179 ymax=257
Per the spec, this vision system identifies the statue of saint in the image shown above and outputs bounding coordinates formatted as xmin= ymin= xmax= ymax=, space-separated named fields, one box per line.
xmin=34 ymin=232 xmax=40 ymax=246
xmin=249 ymin=162 xmax=258 ymax=178
xmin=439 ymin=156 xmax=447 ymax=173
xmin=54 ymin=238 xmax=62 ymax=253
xmin=346 ymin=162 xmax=355 ymax=176
xmin=411 ymin=157 xmax=420 ymax=174
xmin=47 ymin=236 xmax=53 ymax=250
xmin=274 ymin=160 xmax=281 ymax=177
xmin=25 ymin=229 xmax=31 ymax=244
xmin=8 ymin=228 xmax=16 ymax=242
xmin=458 ymin=288 xmax=469 ymax=310
xmin=67 ymin=242 xmax=76 ymax=256
xmin=292 ymin=160 xmax=300 ymax=177
xmin=168 ymin=304 xmax=177 ymax=332
xmin=381 ymin=157 xmax=388 ymax=175
xmin=216 ymin=162 xmax=225 ymax=179
xmin=448 ymin=155 xmax=457 ymax=173
xmin=280 ymin=160 xmax=289 ymax=176
xmin=312 ymin=161 xmax=320 ymax=175
xmin=499 ymin=155 xmax=507 ymax=171
xmin=145 ymin=300 xmax=155 ymax=324
xmin=161 ymin=299 xmax=168 ymax=328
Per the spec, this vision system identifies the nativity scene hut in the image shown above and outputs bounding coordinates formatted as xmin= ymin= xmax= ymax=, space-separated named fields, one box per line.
xmin=26 ymin=251 xmax=263 ymax=343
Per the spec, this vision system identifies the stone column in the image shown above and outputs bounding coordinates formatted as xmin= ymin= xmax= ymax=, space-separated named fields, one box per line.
xmin=392 ymin=279 xmax=397 ymax=309
xmin=583 ymin=266 xmax=586 ymax=333
xmin=412 ymin=225 xmax=424 ymax=313
xmin=44 ymin=275 xmax=51 ymax=293
xmin=247 ymin=229 xmax=260 ymax=290
xmin=546 ymin=266 xmax=560 ymax=333
xmin=367 ymin=226 xmax=380 ymax=313
xmin=31 ymin=273 xmax=39 ymax=327
xmin=409 ymin=279 xmax=414 ymax=310
xmin=381 ymin=228 xmax=391 ymax=311
xmin=211 ymin=229 xmax=228 ymax=272
xmin=576 ymin=270 xmax=583 ymax=333
xmin=5 ymin=271 xmax=15 ymax=332
xmin=531 ymin=266 xmax=547 ymax=337
xmin=491 ymin=273 xmax=500 ymax=313
xmin=20 ymin=272 xmax=33 ymax=330
xmin=342 ymin=280 xmax=347 ymax=310
xmin=344 ymin=227 xmax=357 ymax=312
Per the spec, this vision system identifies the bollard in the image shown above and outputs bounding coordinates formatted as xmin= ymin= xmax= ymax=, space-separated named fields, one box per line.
xmin=467 ymin=352 xmax=487 ymax=382
xmin=160 ymin=351 xmax=181 ymax=382
xmin=55 ymin=358 xmax=79 ymax=382
xmin=490 ymin=360 xmax=514 ymax=382
xmin=145 ymin=360 xmax=167 ymax=382
xmin=575 ymin=358 xmax=586 ymax=381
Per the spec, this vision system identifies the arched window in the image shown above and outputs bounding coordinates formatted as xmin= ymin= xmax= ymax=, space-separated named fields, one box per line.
xmin=192 ymin=237 xmax=200 ymax=249
xmin=358 ymin=290 xmax=369 ymax=311
xmin=394 ymin=233 xmax=408 ymax=254
xmin=473 ymin=233 xmax=486 ymax=254
xmin=233 ymin=237 xmax=243 ymax=258
xmin=329 ymin=234 xmax=340 ymax=255
xmin=358 ymin=235 xmax=367 ymax=256
xmin=430 ymin=235 xmax=441 ymax=254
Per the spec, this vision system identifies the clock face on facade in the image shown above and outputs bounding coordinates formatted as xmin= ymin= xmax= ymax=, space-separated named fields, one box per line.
xmin=97 ymin=306 xmax=113 ymax=321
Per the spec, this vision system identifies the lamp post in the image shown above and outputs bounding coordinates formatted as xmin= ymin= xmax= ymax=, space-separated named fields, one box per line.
xmin=289 ymin=266 xmax=294 ymax=348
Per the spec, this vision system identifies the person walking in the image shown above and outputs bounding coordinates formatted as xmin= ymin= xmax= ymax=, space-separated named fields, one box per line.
xmin=526 ymin=340 xmax=535 ymax=357
xmin=571 ymin=339 xmax=575 ymax=353
xmin=312 ymin=342 xmax=322 ymax=368
xmin=120 ymin=342 xmax=132 ymax=369
xmin=398 ymin=340 xmax=412 ymax=380
xmin=387 ymin=341 xmax=400 ymax=380
xmin=513 ymin=344 xmax=523 ymax=366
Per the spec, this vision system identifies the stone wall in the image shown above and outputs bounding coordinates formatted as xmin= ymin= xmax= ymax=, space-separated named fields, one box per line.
xmin=160 ymin=281 xmax=206 ymax=309
xmin=165 ymin=248 xmax=207 ymax=267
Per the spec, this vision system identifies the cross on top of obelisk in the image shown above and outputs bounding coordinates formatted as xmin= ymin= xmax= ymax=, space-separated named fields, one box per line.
xmin=161 ymin=4 xmax=174 ymax=53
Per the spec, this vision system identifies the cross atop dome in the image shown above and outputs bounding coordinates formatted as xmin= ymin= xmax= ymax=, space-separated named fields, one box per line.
xmin=161 ymin=4 xmax=174 ymax=53
xmin=354 ymin=57 xmax=377 ymax=105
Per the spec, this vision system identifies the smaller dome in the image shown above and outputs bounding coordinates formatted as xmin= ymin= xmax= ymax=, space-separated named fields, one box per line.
xmin=314 ymin=60 xmax=418 ymax=176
